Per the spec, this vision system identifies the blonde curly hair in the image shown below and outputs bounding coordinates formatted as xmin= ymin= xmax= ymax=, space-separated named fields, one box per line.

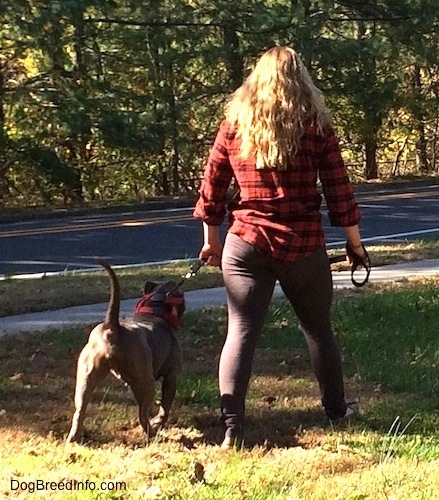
xmin=225 ymin=46 xmax=332 ymax=170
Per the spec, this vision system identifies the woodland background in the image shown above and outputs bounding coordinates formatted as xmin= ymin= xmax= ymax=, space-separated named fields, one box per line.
xmin=1 ymin=0 xmax=438 ymax=208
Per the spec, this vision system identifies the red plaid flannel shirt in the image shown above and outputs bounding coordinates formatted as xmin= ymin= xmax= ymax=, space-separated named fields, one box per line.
xmin=193 ymin=120 xmax=361 ymax=262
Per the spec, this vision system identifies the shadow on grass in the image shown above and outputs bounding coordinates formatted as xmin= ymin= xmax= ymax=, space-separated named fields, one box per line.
xmin=1 ymin=317 xmax=438 ymax=452
xmin=0 ymin=324 xmax=324 ymax=450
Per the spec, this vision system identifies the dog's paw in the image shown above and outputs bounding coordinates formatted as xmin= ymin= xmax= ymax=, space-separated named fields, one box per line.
xmin=150 ymin=415 xmax=166 ymax=432
xmin=65 ymin=433 xmax=83 ymax=445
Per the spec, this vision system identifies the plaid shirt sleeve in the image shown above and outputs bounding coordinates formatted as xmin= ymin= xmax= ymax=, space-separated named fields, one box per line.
xmin=318 ymin=128 xmax=361 ymax=227
xmin=193 ymin=121 xmax=234 ymax=225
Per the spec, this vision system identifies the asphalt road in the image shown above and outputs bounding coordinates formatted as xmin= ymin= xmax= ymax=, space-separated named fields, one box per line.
xmin=1 ymin=180 xmax=438 ymax=277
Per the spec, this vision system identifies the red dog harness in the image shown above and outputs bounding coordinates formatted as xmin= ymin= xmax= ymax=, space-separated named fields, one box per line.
xmin=133 ymin=292 xmax=184 ymax=329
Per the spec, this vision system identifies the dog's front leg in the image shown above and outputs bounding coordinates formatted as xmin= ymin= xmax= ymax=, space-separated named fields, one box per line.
xmin=150 ymin=373 xmax=177 ymax=431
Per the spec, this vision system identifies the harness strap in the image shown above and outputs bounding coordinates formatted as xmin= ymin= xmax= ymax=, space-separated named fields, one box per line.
xmin=133 ymin=292 xmax=184 ymax=329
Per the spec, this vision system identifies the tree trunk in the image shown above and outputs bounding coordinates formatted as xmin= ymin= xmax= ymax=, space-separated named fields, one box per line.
xmin=392 ymin=136 xmax=408 ymax=176
xmin=410 ymin=65 xmax=430 ymax=174
xmin=415 ymin=124 xmax=430 ymax=174
xmin=0 ymin=62 xmax=8 ymax=205
xmin=43 ymin=3 xmax=85 ymax=203
xmin=165 ymin=63 xmax=180 ymax=195
xmin=364 ymin=137 xmax=378 ymax=179
xmin=223 ymin=25 xmax=243 ymax=90
xmin=69 ymin=7 xmax=91 ymax=202
xmin=160 ymin=168 xmax=170 ymax=195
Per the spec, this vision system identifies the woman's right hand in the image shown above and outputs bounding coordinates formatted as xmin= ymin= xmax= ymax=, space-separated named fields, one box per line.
xmin=200 ymin=223 xmax=223 ymax=267
xmin=199 ymin=244 xmax=222 ymax=267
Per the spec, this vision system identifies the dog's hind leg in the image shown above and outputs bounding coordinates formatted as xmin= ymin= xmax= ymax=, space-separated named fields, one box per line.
xmin=150 ymin=373 xmax=177 ymax=431
xmin=66 ymin=348 xmax=109 ymax=444
xmin=129 ymin=375 xmax=156 ymax=441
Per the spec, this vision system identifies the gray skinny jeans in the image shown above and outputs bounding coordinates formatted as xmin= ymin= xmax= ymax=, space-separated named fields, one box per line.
xmin=220 ymin=232 xmax=347 ymax=437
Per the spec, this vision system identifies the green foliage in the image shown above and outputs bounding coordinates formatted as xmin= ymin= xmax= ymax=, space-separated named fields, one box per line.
xmin=99 ymin=111 xmax=164 ymax=152
xmin=1 ymin=0 xmax=439 ymax=206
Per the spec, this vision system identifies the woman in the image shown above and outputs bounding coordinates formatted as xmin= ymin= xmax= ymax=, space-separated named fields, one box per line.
xmin=193 ymin=46 xmax=365 ymax=449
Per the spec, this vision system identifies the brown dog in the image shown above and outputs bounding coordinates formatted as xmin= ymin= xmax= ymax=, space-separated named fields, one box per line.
xmin=66 ymin=259 xmax=185 ymax=444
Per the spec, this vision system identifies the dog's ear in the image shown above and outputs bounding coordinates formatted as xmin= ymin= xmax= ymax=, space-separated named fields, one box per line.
xmin=144 ymin=281 xmax=158 ymax=294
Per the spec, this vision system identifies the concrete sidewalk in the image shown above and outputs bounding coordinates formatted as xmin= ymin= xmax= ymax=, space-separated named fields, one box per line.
xmin=1 ymin=259 xmax=438 ymax=337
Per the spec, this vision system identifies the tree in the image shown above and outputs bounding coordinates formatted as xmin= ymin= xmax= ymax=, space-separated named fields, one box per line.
xmin=1 ymin=0 xmax=438 ymax=207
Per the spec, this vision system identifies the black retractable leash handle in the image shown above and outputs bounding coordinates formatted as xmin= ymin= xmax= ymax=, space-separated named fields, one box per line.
xmin=185 ymin=258 xmax=207 ymax=279
xmin=329 ymin=243 xmax=371 ymax=288
xmin=168 ymin=258 xmax=207 ymax=295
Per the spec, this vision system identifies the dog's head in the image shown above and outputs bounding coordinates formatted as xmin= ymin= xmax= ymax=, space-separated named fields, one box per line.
xmin=144 ymin=280 xmax=186 ymax=319
xmin=133 ymin=280 xmax=185 ymax=328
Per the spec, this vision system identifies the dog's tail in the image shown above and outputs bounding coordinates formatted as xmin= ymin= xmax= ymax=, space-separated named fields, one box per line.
xmin=97 ymin=258 xmax=120 ymax=332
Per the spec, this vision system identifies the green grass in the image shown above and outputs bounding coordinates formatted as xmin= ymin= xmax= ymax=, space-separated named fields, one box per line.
xmin=177 ymin=374 xmax=220 ymax=407
xmin=1 ymin=277 xmax=439 ymax=498
xmin=334 ymin=280 xmax=439 ymax=395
